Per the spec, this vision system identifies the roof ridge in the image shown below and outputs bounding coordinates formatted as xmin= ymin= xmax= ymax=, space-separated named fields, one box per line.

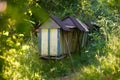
xmin=51 ymin=16 xmax=70 ymax=31
xmin=68 ymin=16 xmax=86 ymax=31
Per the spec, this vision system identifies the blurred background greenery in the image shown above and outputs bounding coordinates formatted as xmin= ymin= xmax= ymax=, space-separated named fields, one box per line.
xmin=0 ymin=0 xmax=120 ymax=80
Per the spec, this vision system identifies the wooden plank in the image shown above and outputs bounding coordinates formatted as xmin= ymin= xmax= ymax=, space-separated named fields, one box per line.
xmin=78 ymin=30 xmax=82 ymax=51
xmin=71 ymin=31 xmax=75 ymax=52
xmin=75 ymin=30 xmax=78 ymax=52
xmin=75 ymin=30 xmax=80 ymax=52
xmin=50 ymin=29 xmax=58 ymax=56
xmin=61 ymin=30 xmax=65 ymax=54
xmin=75 ymin=31 xmax=77 ymax=52
xmin=38 ymin=29 xmax=41 ymax=54
xmin=63 ymin=32 xmax=68 ymax=54
xmin=66 ymin=32 xmax=69 ymax=53
xmin=83 ymin=33 xmax=88 ymax=47
xmin=57 ymin=29 xmax=61 ymax=56
xmin=68 ymin=32 xmax=72 ymax=53
xmin=41 ymin=29 xmax=48 ymax=56
xmin=48 ymin=29 xmax=50 ymax=55
xmin=81 ymin=32 xmax=85 ymax=47
xmin=78 ymin=31 xmax=82 ymax=51
xmin=73 ymin=31 xmax=77 ymax=52
xmin=60 ymin=30 xmax=64 ymax=54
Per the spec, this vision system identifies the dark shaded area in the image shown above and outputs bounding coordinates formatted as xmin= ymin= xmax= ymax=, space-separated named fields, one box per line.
xmin=0 ymin=57 xmax=4 ymax=80
xmin=85 ymin=22 xmax=100 ymax=32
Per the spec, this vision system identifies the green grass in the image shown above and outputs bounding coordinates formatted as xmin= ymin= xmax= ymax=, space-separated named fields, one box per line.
xmin=1 ymin=18 xmax=120 ymax=80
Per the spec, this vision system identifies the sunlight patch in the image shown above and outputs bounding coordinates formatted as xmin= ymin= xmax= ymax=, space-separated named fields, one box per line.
xmin=9 ymin=49 xmax=16 ymax=53
xmin=22 ymin=45 xmax=29 ymax=50
xmin=18 ymin=34 xmax=24 ymax=37
xmin=16 ymin=42 xmax=21 ymax=46
xmin=3 ymin=31 xmax=9 ymax=36
xmin=14 ymin=61 xmax=20 ymax=68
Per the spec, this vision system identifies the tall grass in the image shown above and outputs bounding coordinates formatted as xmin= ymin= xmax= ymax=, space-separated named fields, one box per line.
xmin=1 ymin=34 xmax=45 ymax=80
xmin=1 ymin=33 xmax=77 ymax=80
xmin=69 ymin=16 xmax=120 ymax=80
xmin=1 ymin=17 xmax=120 ymax=80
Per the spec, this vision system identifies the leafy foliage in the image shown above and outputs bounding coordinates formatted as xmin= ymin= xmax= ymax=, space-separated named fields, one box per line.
xmin=0 ymin=0 xmax=120 ymax=80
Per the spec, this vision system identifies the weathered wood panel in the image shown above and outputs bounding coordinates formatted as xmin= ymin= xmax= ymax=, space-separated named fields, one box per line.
xmin=38 ymin=29 xmax=41 ymax=54
xmin=68 ymin=32 xmax=73 ymax=52
xmin=57 ymin=29 xmax=61 ymax=56
xmin=41 ymin=29 xmax=48 ymax=56
xmin=83 ymin=32 xmax=88 ymax=47
xmin=63 ymin=32 xmax=67 ymax=53
xmin=50 ymin=29 xmax=58 ymax=56
xmin=40 ymin=19 xmax=60 ymax=28
xmin=70 ymin=31 xmax=75 ymax=53
xmin=81 ymin=32 xmax=86 ymax=47
xmin=72 ymin=31 xmax=77 ymax=52
xmin=75 ymin=30 xmax=80 ymax=52
xmin=78 ymin=31 xmax=83 ymax=50
xmin=63 ymin=32 xmax=68 ymax=54
xmin=60 ymin=30 xmax=64 ymax=54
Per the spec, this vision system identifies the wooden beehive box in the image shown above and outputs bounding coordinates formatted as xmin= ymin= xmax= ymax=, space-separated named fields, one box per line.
xmin=37 ymin=15 xmax=89 ymax=58
xmin=38 ymin=16 xmax=70 ymax=57
xmin=62 ymin=16 xmax=89 ymax=53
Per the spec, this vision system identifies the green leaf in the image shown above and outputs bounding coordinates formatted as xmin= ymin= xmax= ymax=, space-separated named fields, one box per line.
xmin=16 ymin=20 xmax=32 ymax=33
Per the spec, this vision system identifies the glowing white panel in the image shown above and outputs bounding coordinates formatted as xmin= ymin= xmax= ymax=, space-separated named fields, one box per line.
xmin=50 ymin=29 xmax=58 ymax=56
xmin=41 ymin=29 xmax=48 ymax=56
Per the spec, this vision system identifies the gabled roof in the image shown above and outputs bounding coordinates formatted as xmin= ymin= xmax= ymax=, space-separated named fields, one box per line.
xmin=51 ymin=16 xmax=70 ymax=31
xmin=62 ymin=17 xmax=76 ymax=28
xmin=34 ymin=16 xmax=70 ymax=31
xmin=62 ymin=16 xmax=89 ymax=32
